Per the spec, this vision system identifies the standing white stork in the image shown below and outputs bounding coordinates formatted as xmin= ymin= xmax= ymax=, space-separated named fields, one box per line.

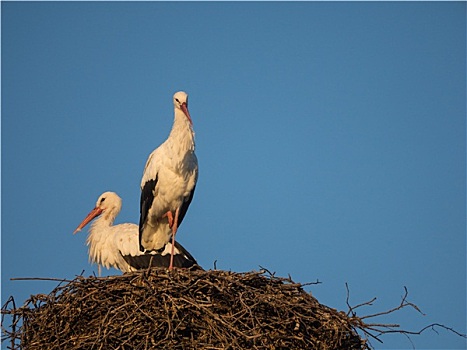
xmin=139 ymin=91 xmax=198 ymax=270
xmin=74 ymin=191 xmax=200 ymax=274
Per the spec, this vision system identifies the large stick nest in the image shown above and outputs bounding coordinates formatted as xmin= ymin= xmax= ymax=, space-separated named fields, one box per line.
xmin=3 ymin=269 xmax=369 ymax=349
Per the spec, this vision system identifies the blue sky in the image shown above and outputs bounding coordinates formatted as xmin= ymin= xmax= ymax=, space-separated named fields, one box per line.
xmin=2 ymin=2 xmax=465 ymax=349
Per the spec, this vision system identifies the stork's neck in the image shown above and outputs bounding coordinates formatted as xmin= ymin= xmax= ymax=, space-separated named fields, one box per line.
xmin=86 ymin=212 xmax=116 ymax=264
xmin=167 ymin=108 xmax=195 ymax=153
xmin=89 ymin=213 xmax=115 ymax=233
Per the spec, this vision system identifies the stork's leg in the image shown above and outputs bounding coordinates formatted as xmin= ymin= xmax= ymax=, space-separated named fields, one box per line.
xmin=163 ymin=211 xmax=174 ymax=228
xmin=168 ymin=208 xmax=180 ymax=270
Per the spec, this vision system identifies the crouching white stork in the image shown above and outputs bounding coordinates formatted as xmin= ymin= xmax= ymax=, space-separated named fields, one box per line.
xmin=73 ymin=191 xmax=200 ymax=274
xmin=139 ymin=91 xmax=198 ymax=270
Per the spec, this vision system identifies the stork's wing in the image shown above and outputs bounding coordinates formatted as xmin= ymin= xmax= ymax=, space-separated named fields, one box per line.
xmin=121 ymin=241 xmax=201 ymax=270
xmin=173 ymin=240 xmax=198 ymax=265
xmin=113 ymin=223 xmax=140 ymax=257
xmin=177 ymin=155 xmax=198 ymax=226
xmin=139 ymin=176 xmax=157 ymax=251
xmin=177 ymin=184 xmax=196 ymax=226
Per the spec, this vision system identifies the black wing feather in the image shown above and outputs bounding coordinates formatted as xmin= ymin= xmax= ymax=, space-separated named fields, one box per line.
xmin=173 ymin=240 xmax=198 ymax=264
xmin=122 ymin=241 xmax=201 ymax=270
xmin=139 ymin=176 xmax=157 ymax=251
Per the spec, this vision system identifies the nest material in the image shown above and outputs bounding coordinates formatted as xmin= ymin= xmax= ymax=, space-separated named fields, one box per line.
xmin=2 ymin=269 xmax=369 ymax=349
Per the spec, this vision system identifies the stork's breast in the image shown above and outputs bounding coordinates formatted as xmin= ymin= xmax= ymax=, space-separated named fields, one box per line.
xmin=153 ymin=168 xmax=193 ymax=208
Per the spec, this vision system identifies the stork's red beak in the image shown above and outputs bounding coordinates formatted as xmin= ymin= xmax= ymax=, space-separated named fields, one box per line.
xmin=181 ymin=103 xmax=192 ymax=125
xmin=73 ymin=207 xmax=103 ymax=234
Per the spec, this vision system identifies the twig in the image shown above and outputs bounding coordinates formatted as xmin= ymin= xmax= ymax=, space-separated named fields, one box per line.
xmin=374 ymin=323 xmax=467 ymax=339
xmin=345 ymin=283 xmax=466 ymax=349
xmin=10 ymin=277 xmax=74 ymax=283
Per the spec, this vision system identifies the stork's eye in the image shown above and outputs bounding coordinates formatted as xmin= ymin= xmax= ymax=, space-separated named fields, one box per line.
xmin=175 ymin=98 xmax=180 ymax=103
xmin=100 ymin=198 xmax=106 ymax=203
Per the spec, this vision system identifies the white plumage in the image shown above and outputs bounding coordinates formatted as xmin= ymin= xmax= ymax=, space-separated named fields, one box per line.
xmin=74 ymin=191 xmax=199 ymax=274
xmin=139 ymin=91 xmax=198 ymax=270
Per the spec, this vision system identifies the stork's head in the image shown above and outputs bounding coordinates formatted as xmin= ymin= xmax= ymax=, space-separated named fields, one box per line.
xmin=173 ymin=91 xmax=192 ymax=124
xmin=73 ymin=192 xmax=122 ymax=233
xmin=94 ymin=192 xmax=122 ymax=215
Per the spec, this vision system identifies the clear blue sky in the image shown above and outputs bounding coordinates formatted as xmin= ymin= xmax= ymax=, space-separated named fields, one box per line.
xmin=2 ymin=2 xmax=465 ymax=349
